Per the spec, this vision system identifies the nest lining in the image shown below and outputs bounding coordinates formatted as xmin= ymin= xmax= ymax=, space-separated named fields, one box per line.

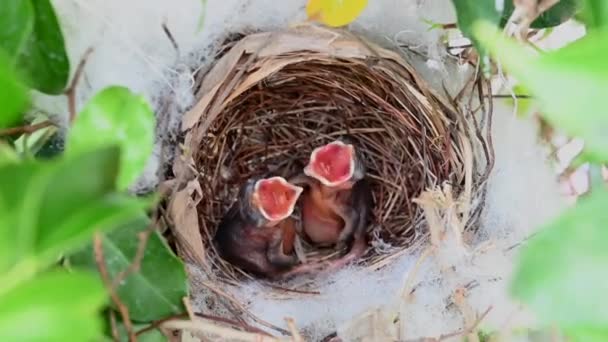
xmin=170 ymin=25 xmax=486 ymax=284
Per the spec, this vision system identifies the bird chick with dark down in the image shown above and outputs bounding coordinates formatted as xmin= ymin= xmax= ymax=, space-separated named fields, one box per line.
xmin=214 ymin=176 xmax=323 ymax=279
xmin=290 ymin=139 xmax=374 ymax=271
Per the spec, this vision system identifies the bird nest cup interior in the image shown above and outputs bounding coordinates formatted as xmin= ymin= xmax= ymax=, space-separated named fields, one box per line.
xmin=169 ymin=25 xmax=487 ymax=285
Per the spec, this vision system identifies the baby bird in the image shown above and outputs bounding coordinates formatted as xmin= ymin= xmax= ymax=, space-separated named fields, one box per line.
xmin=214 ymin=176 xmax=325 ymax=279
xmin=290 ymin=139 xmax=374 ymax=271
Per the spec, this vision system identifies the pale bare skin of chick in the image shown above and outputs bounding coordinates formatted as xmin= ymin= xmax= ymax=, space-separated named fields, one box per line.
xmin=290 ymin=139 xmax=374 ymax=272
xmin=213 ymin=176 xmax=326 ymax=279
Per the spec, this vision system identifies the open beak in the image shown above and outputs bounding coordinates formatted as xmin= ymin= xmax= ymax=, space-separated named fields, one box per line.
xmin=253 ymin=176 xmax=304 ymax=221
xmin=304 ymin=140 xmax=355 ymax=187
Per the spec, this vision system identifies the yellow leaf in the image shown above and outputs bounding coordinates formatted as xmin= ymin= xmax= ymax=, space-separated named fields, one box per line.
xmin=306 ymin=0 xmax=368 ymax=27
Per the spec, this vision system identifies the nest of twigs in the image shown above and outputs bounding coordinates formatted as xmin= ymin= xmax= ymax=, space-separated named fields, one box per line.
xmin=168 ymin=25 xmax=488 ymax=285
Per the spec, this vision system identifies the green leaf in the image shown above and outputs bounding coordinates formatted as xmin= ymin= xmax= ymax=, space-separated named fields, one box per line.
xmin=0 ymin=270 xmax=107 ymax=342
xmin=511 ymin=189 xmax=608 ymax=330
xmin=0 ymin=146 xmax=119 ymax=267
xmin=576 ymin=0 xmax=608 ymax=29
xmin=71 ymin=216 xmax=188 ymax=322
xmin=0 ymin=51 xmax=29 ymax=128
xmin=464 ymin=330 xmax=495 ymax=342
xmin=451 ymin=0 xmax=501 ymax=58
xmin=39 ymin=194 xmax=153 ymax=264
xmin=36 ymin=146 xmax=121 ymax=244
xmin=0 ymin=147 xmax=152 ymax=287
xmin=0 ymin=161 xmax=41 ymax=274
xmin=67 ymin=86 xmax=156 ymax=191
xmin=136 ymin=328 xmax=167 ymax=342
xmin=0 ymin=142 xmax=20 ymax=166
xmin=0 ymin=0 xmax=70 ymax=94
xmin=16 ymin=0 xmax=70 ymax=94
xmin=0 ymin=0 xmax=34 ymax=61
xmin=474 ymin=22 xmax=608 ymax=162
xmin=567 ymin=326 xmax=608 ymax=342
xmin=500 ymin=0 xmax=579 ymax=29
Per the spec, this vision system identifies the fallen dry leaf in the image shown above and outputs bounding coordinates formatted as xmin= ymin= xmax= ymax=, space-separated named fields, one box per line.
xmin=169 ymin=179 xmax=207 ymax=267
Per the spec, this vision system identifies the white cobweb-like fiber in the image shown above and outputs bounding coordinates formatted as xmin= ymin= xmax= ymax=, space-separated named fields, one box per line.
xmin=46 ymin=0 xmax=571 ymax=340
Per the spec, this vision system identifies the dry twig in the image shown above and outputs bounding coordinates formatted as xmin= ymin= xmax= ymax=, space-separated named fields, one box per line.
xmin=161 ymin=317 xmax=284 ymax=342
xmin=285 ymin=318 xmax=305 ymax=342
xmin=162 ymin=22 xmax=179 ymax=54
xmin=94 ymin=233 xmax=136 ymax=342
xmin=136 ymin=312 xmax=274 ymax=338
xmin=437 ymin=306 xmax=492 ymax=341
xmin=110 ymin=222 xmax=156 ymax=290
xmin=109 ymin=310 xmax=120 ymax=342
xmin=0 ymin=120 xmax=55 ymax=137
xmin=65 ymin=47 xmax=94 ymax=124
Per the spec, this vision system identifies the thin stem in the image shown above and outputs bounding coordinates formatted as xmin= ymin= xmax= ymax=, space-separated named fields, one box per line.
xmin=65 ymin=47 xmax=94 ymax=124
xmin=0 ymin=121 xmax=54 ymax=137
xmin=94 ymin=233 xmax=137 ymax=342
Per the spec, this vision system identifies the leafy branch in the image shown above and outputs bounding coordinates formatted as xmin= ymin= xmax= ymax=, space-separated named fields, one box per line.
xmin=448 ymin=0 xmax=608 ymax=340
xmin=0 ymin=1 xmax=189 ymax=341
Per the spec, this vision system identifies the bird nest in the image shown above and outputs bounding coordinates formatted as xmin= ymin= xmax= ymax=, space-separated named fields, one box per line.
xmin=168 ymin=25 xmax=489 ymax=285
